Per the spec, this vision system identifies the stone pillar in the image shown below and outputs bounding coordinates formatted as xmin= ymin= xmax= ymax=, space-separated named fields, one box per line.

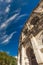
xmin=31 ymin=36 xmax=43 ymax=64
xmin=25 ymin=54 xmax=30 ymax=65
xmin=21 ymin=45 xmax=25 ymax=65
xmin=18 ymin=52 xmax=20 ymax=65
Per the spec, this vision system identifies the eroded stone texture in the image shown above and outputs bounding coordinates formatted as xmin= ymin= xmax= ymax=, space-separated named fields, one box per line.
xmin=18 ymin=0 xmax=43 ymax=65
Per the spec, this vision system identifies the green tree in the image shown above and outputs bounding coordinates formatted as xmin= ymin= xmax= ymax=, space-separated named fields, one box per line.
xmin=0 ymin=52 xmax=17 ymax=65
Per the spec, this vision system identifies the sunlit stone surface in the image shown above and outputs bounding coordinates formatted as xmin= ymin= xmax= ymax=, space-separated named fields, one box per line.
xmin=18 ymin=0 xmax=43 ymax=65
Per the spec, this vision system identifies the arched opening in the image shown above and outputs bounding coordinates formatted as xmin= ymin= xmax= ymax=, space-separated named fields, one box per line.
xmin=26 ymin=47 xmax=38 ymax=65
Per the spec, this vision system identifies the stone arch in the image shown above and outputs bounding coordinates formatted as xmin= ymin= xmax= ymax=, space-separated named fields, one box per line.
xmin=18 ymin=0 xmax=43 ymax=65
xmin=18 ymin=15 xmax=43 ymax=65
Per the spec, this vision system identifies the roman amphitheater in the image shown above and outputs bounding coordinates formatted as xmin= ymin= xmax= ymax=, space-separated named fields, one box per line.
xmin=18 ymin=0 xmax=43 ymax=65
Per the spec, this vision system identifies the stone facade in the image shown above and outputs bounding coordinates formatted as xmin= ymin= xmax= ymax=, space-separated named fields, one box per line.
xmin=18 ymin=0 xmax=43 ymax=65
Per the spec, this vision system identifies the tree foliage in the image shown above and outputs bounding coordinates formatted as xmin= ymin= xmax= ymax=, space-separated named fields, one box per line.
xmin=0 ymin=52 xmax=17 ymax=65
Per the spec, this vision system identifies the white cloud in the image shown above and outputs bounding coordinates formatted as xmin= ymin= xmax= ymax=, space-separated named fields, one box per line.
xmin=0 ymin=13 xmax=19 ymax=29
xmin=16 ymin=14 xmax=28 ymax=21
xmin=5 ymin=5 xmax=10 ymax=13
xmin=0 ymin=0 xmax=3 ymax=2
xmin=14 ymin=8 xmax=21 ymax=13
xmin=13 ymin=14 xmax=28 ymax=23
xmin=0 ymin=0 xmax=11 ymax=3
xmin=2 ymin=31 xmax=16 ymax=44
xmin=0 ymin=23 xmax=6 ymax=29
xmin=5 ymin=0 xmax=11 ymax=3
xmin=1 ymin=35 xmax=8 ymax=40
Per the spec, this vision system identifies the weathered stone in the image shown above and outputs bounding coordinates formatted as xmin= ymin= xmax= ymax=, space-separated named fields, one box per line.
xmin=18 ymin=0 xmax=43 ymax=65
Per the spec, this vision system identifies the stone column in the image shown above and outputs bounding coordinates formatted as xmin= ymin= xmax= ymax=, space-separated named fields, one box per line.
xmin=21 ymin=45 xmax=25 ymax=65
xmin=31 ymin=36 xmax=43 ymax=64
xmin=25 ymin=54 xmax=30 ymax=65
xmin=18 ymin=52 xmax=20 ymax=65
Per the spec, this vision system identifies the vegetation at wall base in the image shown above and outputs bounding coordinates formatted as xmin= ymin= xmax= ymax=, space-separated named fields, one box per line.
xmin=0 ymin=52 xmax=17 ymax=65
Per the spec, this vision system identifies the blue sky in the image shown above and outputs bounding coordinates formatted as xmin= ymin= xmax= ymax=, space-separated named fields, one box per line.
xmin=0 ymin=0 xmax=40 ymax=56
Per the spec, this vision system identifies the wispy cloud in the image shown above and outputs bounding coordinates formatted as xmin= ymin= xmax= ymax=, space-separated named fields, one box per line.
xmin=16 ymin=14 xmax=28 ymax=21
xmin=5 ymin=5 xmax=10 ymax=13
xmin=0 ymin=0 xmax=11 ymax=3
xmin=14 ymin=8 xmax=21 ymax=13
xmin=13 ymin=14 xmax=28 ymax=24
xmin=5 ymin=0 xmax=11 ymax=3
xmin=1 ymin=35 xmax=8 ymax=40
xmin=0 ymin=13 xmax=19 ymax=29
xmin=2 ymin=31 xmax=16 ymax=44
xmin=0 ymin=0 xmax=3 ymax=2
